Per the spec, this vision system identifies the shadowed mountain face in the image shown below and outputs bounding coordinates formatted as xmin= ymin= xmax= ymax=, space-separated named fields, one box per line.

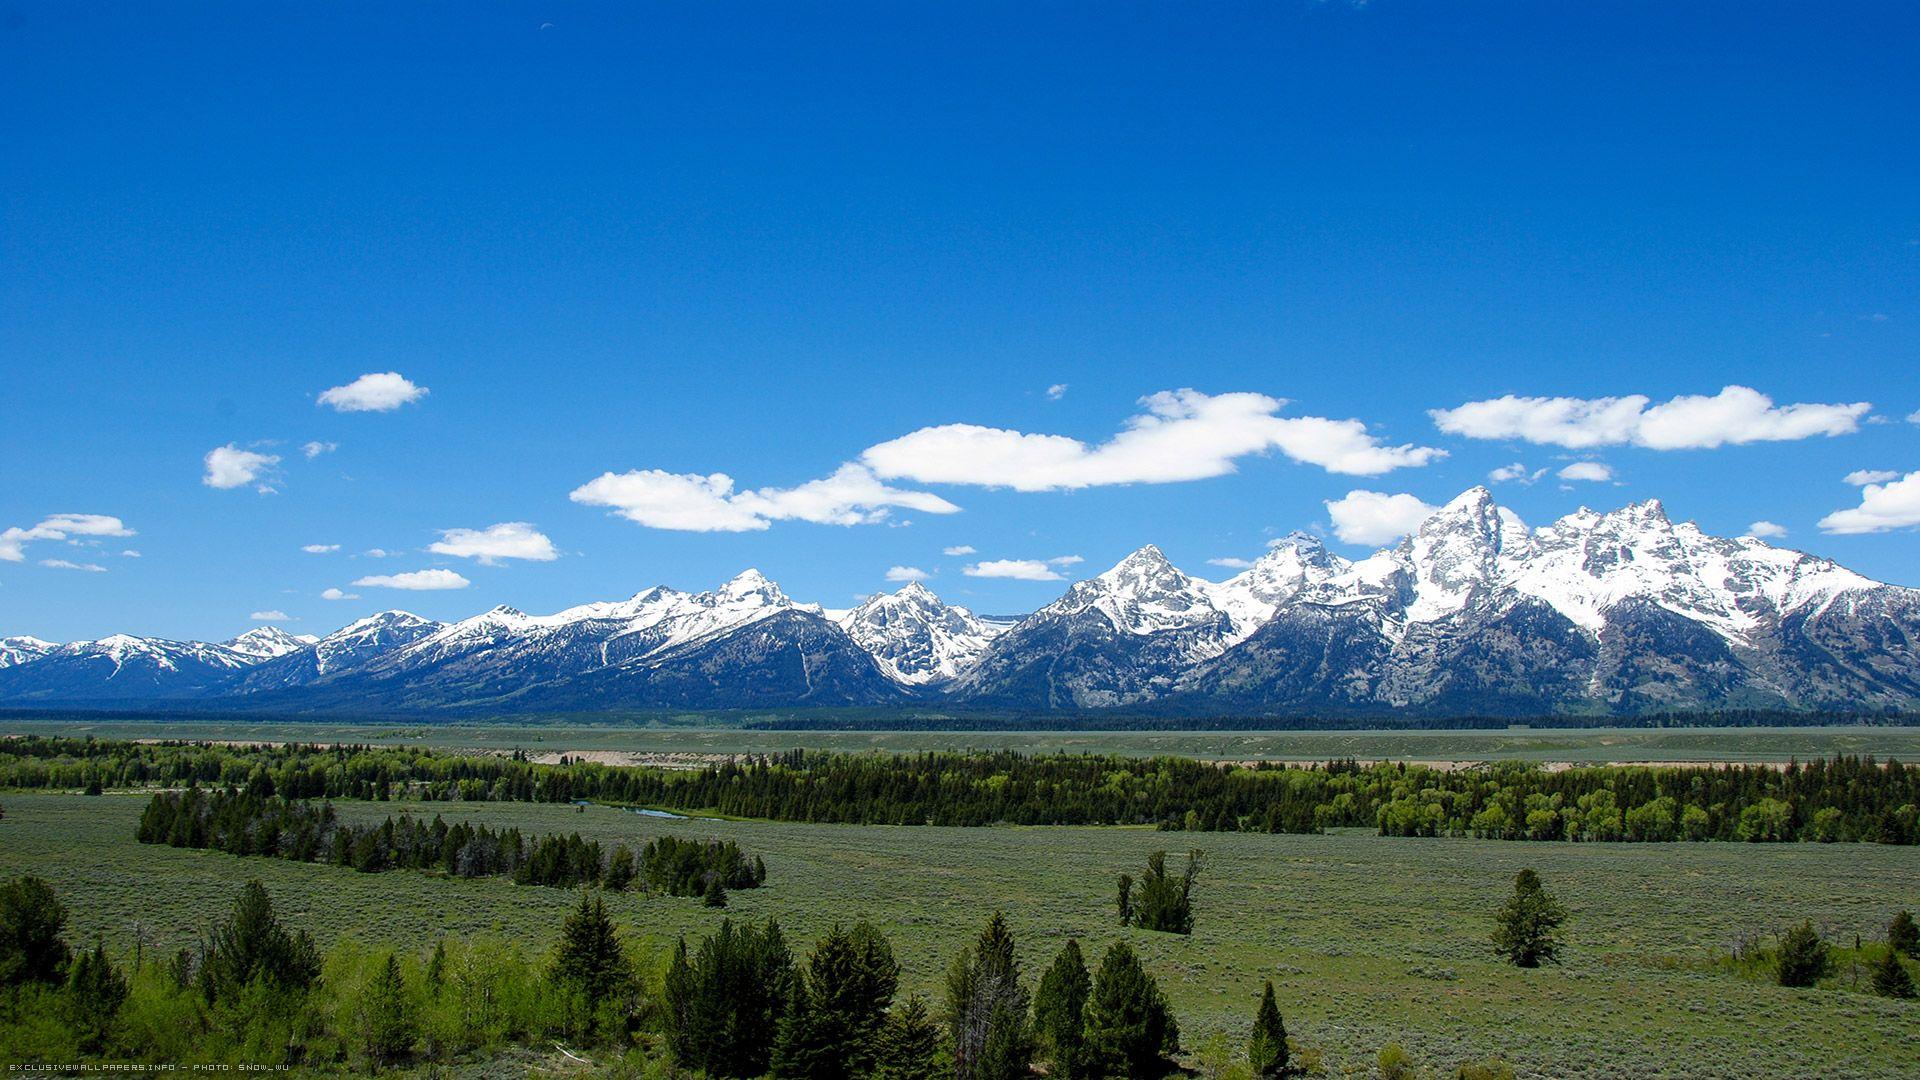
xmin=4 ymin=489 xmax=1919 ymax=716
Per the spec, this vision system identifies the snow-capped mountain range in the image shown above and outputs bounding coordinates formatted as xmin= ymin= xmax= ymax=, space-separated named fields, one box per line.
xmin=4 ymin=488 xmax=1917 ymax=715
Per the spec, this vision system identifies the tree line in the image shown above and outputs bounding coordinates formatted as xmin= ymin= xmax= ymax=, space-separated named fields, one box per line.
xmin=133 ymin=787 xmax=766 ymax=897
xmin=0 ymin=875 xmax=1311 ymax=1079
xmin=7 ymin=735 xmax=1919 ymax=843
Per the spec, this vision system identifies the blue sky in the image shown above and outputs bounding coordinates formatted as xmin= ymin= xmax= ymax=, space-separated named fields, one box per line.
xmin=3 ymin=2 xmax=1918 ymax=642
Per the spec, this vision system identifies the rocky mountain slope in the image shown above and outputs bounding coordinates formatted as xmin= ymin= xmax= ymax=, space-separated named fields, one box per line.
xmin=3 ymin=489 xmax=1916 ymax=714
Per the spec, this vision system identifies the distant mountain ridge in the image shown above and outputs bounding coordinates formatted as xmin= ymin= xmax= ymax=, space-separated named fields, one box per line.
xmin=4 ymin=488 xmax=1917 ymax=715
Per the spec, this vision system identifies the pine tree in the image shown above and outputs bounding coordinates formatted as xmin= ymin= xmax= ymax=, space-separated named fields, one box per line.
xmin=550 ymin=890 xmax=633 ymax=1023
xmin=665 ymin=918 xmax=795 ymax=1078
xmin=0 ymin=875 xmax=70 ymax=987
xmin=1131 ymin=851 xmax=1202 ymax=935
xmin=1033 ymin=939 xmax=1091 ymax=1080
xmin=772 ymin=922 xmax=899 ymax=1080
xmin=1116 ymin=874 xmax=1134 ymax=927
xmin=874 ymin=994 xmax=942 ymax=1080
xmin=361 ymin=952 xmax=416 ymax=1065
xmin=1888 ymin=910 xmax=1918 ymax=958
xmin=62 ymin=939 xmax=129 ymax=1052
xmin=772 ymin=978 xmax=836 ymax=1079
xmin=705 ymin=875 xmax=729 ymax=907
xmin=201 ymin=880 xmax=320 ymax=1001
xmin=1776 ymin=921 xmax=1832 ymax=988
xmin=1871 ymin=948 xmax=1916 ymax=998
xmin=1491 ymin=869 xmax=1567 ymax=967
xmin=1247 ymin=980 xmax=1288 ymax=1080
xmin=1082 ymin=941 xmax=1179 ymax=1080
xmin=605 ymin=845 xmax=636 ymax=891
xmin=945 ymin=912 xmax=1033 ymax=1080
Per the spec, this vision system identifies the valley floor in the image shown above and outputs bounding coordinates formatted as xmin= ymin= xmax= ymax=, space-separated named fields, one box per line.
xmin=3 ymin=791 xmax=1915 ymax=1078
xmin=9 ymin=719 xmax=1920 ymax=764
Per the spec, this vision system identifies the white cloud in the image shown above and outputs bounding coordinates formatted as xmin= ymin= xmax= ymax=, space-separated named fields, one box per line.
xmin=1747 ymin=521 xmax=1788 ymax=539
xmin=1207 ymin=557 xmax=1255 ymax=569
xmin=316 ymin=372 xmax=429 ymax=412
xmin=884 ymin=565 xmax=930 ymax=582
xmin=428 ymin=522 xmax=559 ymax=565
xmin=1908 ymin=410 xmax=1920 ymax=424
xmin=302 ymin=544 xmax=341 ymax=554
xmin=1487 ymin=462 xmax=1546 ymax=484
xmin=1845 ymin=469 xmax=1899 ymax=486
xmin=1433 ymin=386 xmax=1870 ymax=451
xmin=1818 ymin=471 xmax=1920 ymax=534
xmin=1045 ymin=384 xmax=1069 ymax=401
xmin=203 ymin=445 xmax=281 ymax=490
xmin=351 ymin=568 xmax=471 ymax=590
xmin=320 ymin=588 xmax=360 ymax=601
xmin=1324 ymin=490 xmax=1437 ymax=546
xmin=964 ymin=559 xmax=1069 ymax=581
xmin=1049 ymin=555 xmax=1085 ymax=566
xmin=302 ymin=441 xmax=338 ymax=459
xmin=942 ymin=545 xmax=977 ymax=556
xmin=120 ymin=550 xmax=140 ymax=558
xmin=249 ymin=610 xmax=292 ymax=621
xmin=1 ymin=514 xmax=135 ymax=562
xmin=40 ymin=559 xmax=108 ymax=573
xmin=362 ymin=549 xmax=395 ymax=558
xmin=570 ymin=464 xmax=959 ymax=533
xmin=862 ymin=389 xmax=1444 ymax=490
xmin=1557 ymin=461 xmax=1615 ymax=483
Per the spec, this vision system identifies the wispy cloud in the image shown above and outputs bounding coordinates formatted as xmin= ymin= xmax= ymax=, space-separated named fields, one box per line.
xmin=1557 ymin=461 xmax=1614 ymax=483
xmin=40 ymin=558 xmax=108 ymax=573
xmin=884 ymin=565 xmax=929 ymax=582
xmin=1324 ymin=490 xmax=1436 ymax=545
xmin=572 ymin=464 xmax=957 ymax=533
xmin=864 ymin=389 xmax=1443 ymax=490
xmin=428 ymin=522 xmax=559 ymax=565
xmin=302 ymin=441 xmax=339 ymax=459
xmin=320 ymin=588 xmax=360 ymax=601
xmin=1819 ymin=471 xmax=1920 ymax=534
xmin=249 ymin=610 xmax=292 ymax=621
xmin=302 ymin=544 xmax=341 ymax=554
xmin=1432 ymin=386 xmax=1869 ymax=450
xmin=1 ymin=514 xmax=135 ymax=563
xmin=317 ymin=372 xmax=428 ymax=412
xmin=203 ymin=445 xmax=281 ymax=491
xmin=962 ymin=555 xmax=1082 ymax=581
xmin=942 ymin=545 xmax=977 ymax=556
xmin=1747 ymin=521 xmax=1788 ymax=539
xmin=351 ymin=569 xmax=471 ymax=590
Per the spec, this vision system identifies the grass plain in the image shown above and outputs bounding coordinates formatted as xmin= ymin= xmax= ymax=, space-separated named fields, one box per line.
xmin=3 ymin=790 xmax=1915 ymax=1078
xmin=10 ymin=718 xmax=1920 ymax=764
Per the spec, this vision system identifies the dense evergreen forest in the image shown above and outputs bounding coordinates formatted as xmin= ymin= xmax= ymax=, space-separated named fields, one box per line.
xmin=4 ymin=735 xmax=1918 ymax=843
xmin=134 ymin=787 xmax=765 ymax=896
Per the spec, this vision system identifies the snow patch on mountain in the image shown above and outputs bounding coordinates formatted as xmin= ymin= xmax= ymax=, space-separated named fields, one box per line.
xmin=835 ymin=582 xmax=1005 ymax=685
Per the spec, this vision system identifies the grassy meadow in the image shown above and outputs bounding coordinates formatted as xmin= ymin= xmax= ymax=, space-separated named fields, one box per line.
xmin=11 ymin=717 xmax=1920 ymax=764
xmin=3 ymin=790 xmax=1916 ymax=1078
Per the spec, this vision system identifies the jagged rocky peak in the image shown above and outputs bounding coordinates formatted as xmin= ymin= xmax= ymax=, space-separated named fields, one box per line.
xmin=839 ymin=582 xmax=1001 ymax=685
xmin=1046 ymin=544 xmax=1228 ymax=637
xmin=715 ymin=568 xmax=788 ymax=605
xmin=224 ymin=626 xmax=318 ymax=660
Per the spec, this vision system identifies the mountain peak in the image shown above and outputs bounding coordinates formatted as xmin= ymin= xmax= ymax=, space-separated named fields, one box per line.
xmin=1442 ymin=486 xmax=1497 ymax=512
xmin=719 ymin=568 xmax=784 ymax=601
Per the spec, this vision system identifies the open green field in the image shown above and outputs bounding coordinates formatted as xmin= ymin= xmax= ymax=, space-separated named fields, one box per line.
xmin=10 ymin=718 xmax=1920 ymax=764
xmin=3 ymin=791 xmax=1914 ymax=1078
